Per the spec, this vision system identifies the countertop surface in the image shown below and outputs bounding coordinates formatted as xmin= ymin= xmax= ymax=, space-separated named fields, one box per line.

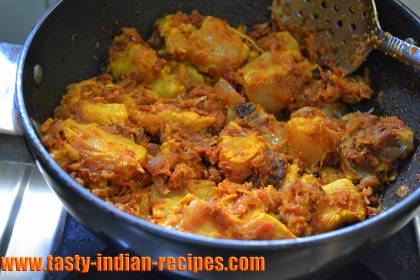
xmin=403 ymin=0 xmax=420 ymax=15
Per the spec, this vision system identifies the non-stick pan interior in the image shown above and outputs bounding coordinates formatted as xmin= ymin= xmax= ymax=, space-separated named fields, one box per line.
xmin=22 ymin=0 xmax=419 ymax=210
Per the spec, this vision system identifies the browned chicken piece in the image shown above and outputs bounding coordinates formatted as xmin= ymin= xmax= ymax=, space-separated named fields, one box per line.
xmin=296 ymin=73 xmax=373 ymax=109
xmin=278 ymin=165 xmax=367 ymax=236
xmin=129 ymin=86 xmax=225 ymax=140
xmin=278 ymin=168 xmax=329 ymax=237
xmin=144 ymin=138 xmax=215 ymax=193
xmin=340 ymin=112 xmax=414 ymax=180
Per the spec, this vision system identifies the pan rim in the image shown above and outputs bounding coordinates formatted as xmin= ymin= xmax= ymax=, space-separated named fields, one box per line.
xmin=16 ymin=0 xmax=420 ymax=250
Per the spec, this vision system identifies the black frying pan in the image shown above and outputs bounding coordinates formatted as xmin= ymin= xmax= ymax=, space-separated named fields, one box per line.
xmin=0 ymin=0 xmax=419 ymax=279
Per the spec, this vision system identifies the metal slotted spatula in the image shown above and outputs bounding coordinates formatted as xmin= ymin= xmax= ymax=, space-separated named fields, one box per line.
xmin=272 ymin=0 xmax=420 ymax=74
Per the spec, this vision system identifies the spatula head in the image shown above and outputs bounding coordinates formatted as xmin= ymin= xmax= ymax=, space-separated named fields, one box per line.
xmin=272 ymin=0 xmax=380 ymax=74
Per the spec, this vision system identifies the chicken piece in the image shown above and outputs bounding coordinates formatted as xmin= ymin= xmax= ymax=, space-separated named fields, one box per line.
xmin=232 ymin=104 xmax=288 ymax=153
xmin=235 ymin=212 xmax=296 ymax=240
xmin=249 ymin=150 xmax=288 ymax=189
xmin=60 ymin=77 xmax=109 ymax=107
xmin=213 ymin=181 xmax=273 ymax=217
xmin=156 ymin=110 xmax=216 ymax=132
xmin=296 ymin=73 xmax=373 ymax=109
xmin=185 ymin=180 xmax=216 ymax=200
xmin=278 ymin=175 xmax=328 ymax=237
xmin=217 ymin=116 xmax=288 ymax=188
xmin=213 ymin=188 xmax=296 ymax=239
xmin=175 ymin=85 xmax=227 ymax=130
xmin=151 ymin=187 xmax=187 ymax=224
xmin=157 ymin=12 xmax=250 ymax=77
xmin=340 ymin=112 xmax=414 ymax=180
xmin=152 ymin=181 xmax=218 ymax=234
xmin=168 ymin=61 xmax=207 ymax=89
xmin=330 ymin=75 xmax=373 ymax=104
xmin=175 ymin=194 xmax=294 ymax=240
xmin=179 ymin=180 xmax=296 ymax=240
xmin=145 ymin=136 xmax=216 ymax=190
xmin=77 ymin=102 xmax=128 ymax=126
xmin=148 ymin=66 xmax=186 ymax=98
xmin=109 ymin=27 xmax=161 ymax=82
xmin=44 ymin=119 xmax=147 ymax=185
xmin=130 ymin=109 xmax=217 ymax=135
xmin=241 ymin=31 xmax=371 ymax=112
xmin=146 ymin=60 xmax=207 ymax=98
xmin=237 ymin=51 xmax=315 ymax=114
xmin=53 ymin=75 xmax=127 ymax=120
xmin=258 ymin=31 xmax=301 ymax=56
xmin=167 ymin=163 xmax=199 ymax=189
xmin=136 ymin=187 xmax=152 ymax=219
xmin=129 ymin=110 xmax=163 ymax=135
xmin=285 ymin=110 xmax=342 ymax=171
xmin=177 ymin=196 xmax=226 ymax=238
xmin=313 ymin=179 xmax=366 ymax=233
xmin=237 ymin=31 xmax=311 ymax=114
xmin=218 ymin=122 xmax=266 ymax=182
xmin=280 ymin=163 xmax=300 ymax=189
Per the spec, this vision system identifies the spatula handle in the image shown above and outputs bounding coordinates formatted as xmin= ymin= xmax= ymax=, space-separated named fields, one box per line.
xmin=376 ymin=30 xmax=420 ymax=71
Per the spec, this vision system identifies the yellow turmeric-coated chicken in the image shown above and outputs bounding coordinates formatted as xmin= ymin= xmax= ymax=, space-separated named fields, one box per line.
xmin=41 ymin=10 xmax=414 ymax=240
xmin=218 ymin=122 xmax=266 ymax=183
xmin=78 ymin=102 xmax=128 ymax=126
xmin=238 ymin=50 xmax=315 ymax=114
xmin=238 ymin=30 xmax=373 ymax=114
xmin=156 ymin=12 xmax=250 ymax=77
xmin=109 ymin=27 xmax=162 ymax=83
xmin=42 ymin=118 xmax=147 ymax=187
xmin=313 ymin=179 xmax=366 ymax=233
xmin=285 ymin=108 xmax=342 ymax=171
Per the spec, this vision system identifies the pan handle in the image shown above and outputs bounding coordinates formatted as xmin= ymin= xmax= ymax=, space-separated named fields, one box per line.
xmin=0 ymin=43 xmax=23 ymax=136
